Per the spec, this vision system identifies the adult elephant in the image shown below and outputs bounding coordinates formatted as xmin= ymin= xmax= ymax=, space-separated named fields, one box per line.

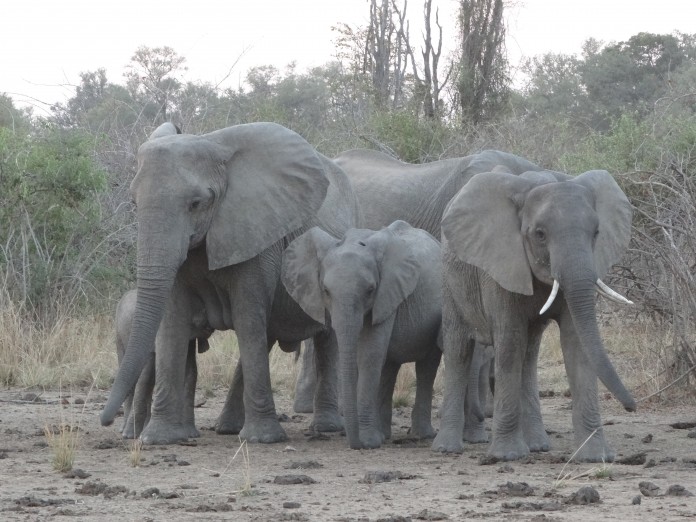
xmin=433 ymin=169 xmax=635 ymax=461
xmin=292 ymin=148 xmax=552 ymax=418
xmin=283 ymin=221 xmax=443 ymax=449
xmin=100 ymin=122 xmax=360 ymax=445
xmin=115 ymin=289 xmax=213 ymax=439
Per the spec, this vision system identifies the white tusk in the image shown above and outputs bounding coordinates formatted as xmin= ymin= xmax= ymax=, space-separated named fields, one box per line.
xmin=596 ymin=279 xmax=634 ymax=305
xmin=539 ymin=279 xmax=560 ymax=315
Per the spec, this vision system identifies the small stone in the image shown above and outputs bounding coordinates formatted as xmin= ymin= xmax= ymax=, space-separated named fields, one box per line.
xmin=639 ymin=481 xmax=661 ymax=497
xmin=273 ymin=474 xmax=316 ymax=485
xmin=73 ymin=397 xmax=85 ymax=405
xmin=632 ymin=495 xmax=641 ymax=505
xmin=641 ymin=434 xmax=653 ymax=443
xmin=64 ymin=468 xmax=91 ymax=479
xmin=413 ymin=508 xmax=448 ymax=520
xmin=617 ymin=452 xmax=647 ymax=465
xmin=568 ymin=485 xmax=600 ymax=504
xmin=283 ymin=501 xmax=301 ymax=509
xmin=478 ymin=454 xmax=500 ymax=466
xmin=497 ymin=464 xmax=514 ymax=473
xmin=177 ymin=460 xmax=190 ymax=466
xmin=643 ymin=459 xmax=656 ymax=469
xmin=141 ymin=487 xmax=160 ymax=498
xmin=666 ymin=484 xmax=694 ymax=497
xmin=283 ymin=446 xmax=297 ymax=452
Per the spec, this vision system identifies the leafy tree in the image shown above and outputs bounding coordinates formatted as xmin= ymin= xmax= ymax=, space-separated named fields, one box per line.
xmin=125 ymin=46 xmax=187 ymax=122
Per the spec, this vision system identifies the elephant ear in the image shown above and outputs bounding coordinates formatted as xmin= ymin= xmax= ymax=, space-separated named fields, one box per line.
xmin=205 ymin=123 xmax=330 ymax=269
xmin=442 ymin=172 xmax=538 ymax=295
xmin=281 ymin=227 xmax=338 ymax=325
xmin=148 ymin=122 xmax=181 ymax=140
xmin=570 ymin=170 xmax=632 ymax=279
xmin=370 ymin=221 xmax=422 ymax=325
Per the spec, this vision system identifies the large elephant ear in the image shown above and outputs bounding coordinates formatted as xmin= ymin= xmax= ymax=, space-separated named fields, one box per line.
xmin=442 ymin=172 xmax=538 ymax=295
xmin=370 ymin=221 xmax=421 ymax=325
xmin=281 ymin=227 xmax=338 ymax=325
xmin=148 ymin=122 xmax=181 ymax=140
xmin=205 ymin=123 xmax=330 ymax=269
xmin=570 ymin=170 xmax=632 ymax=279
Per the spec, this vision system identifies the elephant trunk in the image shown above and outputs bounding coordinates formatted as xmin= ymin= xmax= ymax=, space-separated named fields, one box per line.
xmin=560 ymin=262 xmax=636 ymax=412
xmin=333 ymin=313 xmax=363 ymax=449
xmin=101 ymin=215 xmax=187 ymax=426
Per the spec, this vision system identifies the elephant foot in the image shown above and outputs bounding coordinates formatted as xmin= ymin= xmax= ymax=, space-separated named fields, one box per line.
xmin=573 ymin=433 xmax=615 ymax=462
xmin=359 ymin=428 xmax=384 ymax=449
xmin=239 ymin=417 xmax=288 ymax=444
xmin=463 ymin=423 xmax=489 ymax=444
xmin=410 ymin=423 xmax=436 ymax=440
xmin=183 ymin=422 xmax=200 ymax=439
xmin=487 ymin=434 xmax=529 ymax=461
xmin=140 ymin=419 xmax=189 ymax=445
xmin=215 ymin=413 xmax=244 ymax=435
xmin=432 ymin=429 xmax=465 ymax=453
xmin=310 ymin=410 xmax=344 ymax=433
xmin=525 ymin=430 xmax=551 ymax=453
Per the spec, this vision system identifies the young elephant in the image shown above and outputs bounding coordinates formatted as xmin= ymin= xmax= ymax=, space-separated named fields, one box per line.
xmin=115 ymin=289 xmax=214 ymax=438
xmin=282 ymin=221 xmax=442 ymax=449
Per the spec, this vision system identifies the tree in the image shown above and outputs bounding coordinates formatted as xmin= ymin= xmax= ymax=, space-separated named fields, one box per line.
xmin=456 ymin=0 xmax=508 ymax=124
xmin=124 ymin=46 xmax=187 ymax=123
xmin=402 ymin=0 xmax=452 ymax=119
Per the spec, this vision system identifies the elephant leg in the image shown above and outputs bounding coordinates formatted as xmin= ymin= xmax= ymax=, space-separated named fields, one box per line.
xmin=487 ymin=322 xmax=529 ymax=461
xmin=463 ymin=343 xmax=489 ymax=444
xmin=216 ymin=358 xmax=245 ymax=434
xmin=484 ymin=348 xmax=495 ymax=418
xmin=293 ymin=340 xmax=317 ymax=414
xmin=378 ymin=360 xmax=399 ymax=440
xmin=520 ymin=323 xmax=550 ymax=452
xmin=124 ymin=354 xmax=155 ymax=439
xmin=559 ymin=309 xmax=615 ymax=462
xmin=140 ymin=284 xmax=193 ymax=445
xmin=309 ymin=329 xmax=343 ymax=433
xmin=411 ymin=349 xmax=440 ymax=440
xmin=182 ymin=340 xmax=200 ymax=439
xmin=432 ymin=299 xmax=472 ymax=454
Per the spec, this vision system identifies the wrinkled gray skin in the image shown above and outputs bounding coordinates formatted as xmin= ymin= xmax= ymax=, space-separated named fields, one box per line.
xmin=433 ymin=170 xmax=636 ymax=462
xmin=100 ymin=122 xmax=360 ymax=445
xmin=283 ymin=221 xmax=442 ymax=449
xmin=464 ymin=344 xmax=495 ymax=443
xmin=115 ymin=289 xmax=213 ymax=439
xmin=293 ymin=149 xmax=547 ymax=435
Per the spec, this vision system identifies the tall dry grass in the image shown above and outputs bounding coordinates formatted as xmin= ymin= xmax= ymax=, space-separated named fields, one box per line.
xmin=0 ymin=290 xmax=115 ymax=389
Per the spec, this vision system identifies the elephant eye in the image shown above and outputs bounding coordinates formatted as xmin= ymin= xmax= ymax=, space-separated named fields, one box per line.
xmin=534 ymin=228 xmax=546 ymax=242
xmin=189 ymin=198 xmax=202 ymax=212
xmin=366 ymin=285 xmax=375 ymax=295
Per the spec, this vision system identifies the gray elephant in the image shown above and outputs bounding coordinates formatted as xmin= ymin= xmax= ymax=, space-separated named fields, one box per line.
xmin=293 ymin=149 xmax=548 ymax=434
xmin=115 ymin=289 xmax=213 ymax=439
xmin=100 ymin=122 xmax=360 ymax=445
xmin=432 ymin=169 xmax=635 ymax=462
xmin=282 ymin=221 xmax=442 ymax=449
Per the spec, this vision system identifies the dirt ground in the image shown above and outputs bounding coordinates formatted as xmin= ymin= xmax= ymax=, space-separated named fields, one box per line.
xmin=1 ymin=378 xmax=695 ymax=522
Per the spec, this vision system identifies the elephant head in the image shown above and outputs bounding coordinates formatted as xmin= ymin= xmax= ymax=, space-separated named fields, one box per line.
xmin=281 ymin=221 xmax=424 ymax=447
xmin=100 ymin=122 xmax=331 ymax=426
xmin=441 ymin=170 xmax=636 ymax=412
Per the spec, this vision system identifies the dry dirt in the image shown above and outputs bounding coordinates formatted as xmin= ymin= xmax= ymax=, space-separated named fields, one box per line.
xmin=1 ymin=384 xmax=695 ymax=522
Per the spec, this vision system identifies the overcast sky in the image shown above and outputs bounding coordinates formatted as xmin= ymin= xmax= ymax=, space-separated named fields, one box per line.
xmin=4 ymin=0 xmax=696 ymax=115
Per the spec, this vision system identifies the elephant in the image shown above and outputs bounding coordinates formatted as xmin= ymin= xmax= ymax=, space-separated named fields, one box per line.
xmin=115 ymin=289 xmax=213 ymax=439
xmin=432 ymin=169 xmax=636 ymax=462
xmin=292 ymin=149 xmax=551 ymax=434
xmin=99 ymin=122 xmax=361 ymax=445
xmin=282 ymin=221 xmax=443 ymax=449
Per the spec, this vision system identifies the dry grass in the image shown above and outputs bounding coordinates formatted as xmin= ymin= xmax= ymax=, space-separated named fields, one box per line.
xmin=44 ymin=421 xmax=79 ymax=472
xmin=0 ymin=295 xmax=115 ymax=389
xmin=127 ymin=438 xmax=144 ymax=467
xmin=393 ymin=363 xmax=416 ymax=408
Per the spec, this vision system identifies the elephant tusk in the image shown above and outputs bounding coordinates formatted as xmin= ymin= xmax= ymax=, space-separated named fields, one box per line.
xmin=539 ymin=279 xmax=560 ymax=315
xmin=596 ymin=279 xmax=634 ymax=305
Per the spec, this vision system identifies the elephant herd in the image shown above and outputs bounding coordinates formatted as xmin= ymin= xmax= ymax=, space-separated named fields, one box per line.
xmin=101 ymin=122 xmax=635 ymax=463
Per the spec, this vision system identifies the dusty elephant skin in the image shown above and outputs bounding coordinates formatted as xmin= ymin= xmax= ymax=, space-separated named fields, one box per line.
xmin=433 ymin=169 xmax=635 ymax=462
xmin=293 ymin=149 xmax=552 ymax=426
xmin=282 ymin=221 xmax=443 ymax=449
xmin=100 ymin=122 xmax=360 ymax=445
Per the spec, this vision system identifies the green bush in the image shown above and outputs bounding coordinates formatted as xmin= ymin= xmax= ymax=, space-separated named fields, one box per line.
xmin=0 ymin=126 xmax=109 ymax=319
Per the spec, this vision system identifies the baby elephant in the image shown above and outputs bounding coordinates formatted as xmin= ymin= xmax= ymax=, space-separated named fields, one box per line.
xmin=282 ymin=220 xmax=442 ymax=449
xmin=115 ymin=289 xmax=213 ymax=438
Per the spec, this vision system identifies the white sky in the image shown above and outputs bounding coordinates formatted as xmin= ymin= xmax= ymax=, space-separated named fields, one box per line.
xmin=3 ymin=0 xmax=696 ymax=115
